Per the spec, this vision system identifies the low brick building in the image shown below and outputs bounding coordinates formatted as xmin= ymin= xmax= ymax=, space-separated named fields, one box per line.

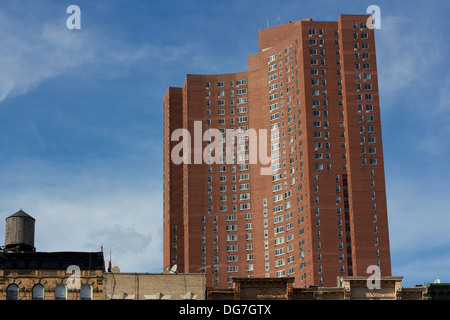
xmin=207 ymin=276 xmax=426 ymax=300
xmin=0 ymin=251 xmax=105 ymax=300
xmin=0 ymin=210 xmax=105 ymax=300
xmin=102 ymin=268 xmax=206 ymax=300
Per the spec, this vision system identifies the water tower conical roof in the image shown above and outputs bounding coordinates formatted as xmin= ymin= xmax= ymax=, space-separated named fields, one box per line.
xmin=8 ymin=209 xmax=35 ymax=220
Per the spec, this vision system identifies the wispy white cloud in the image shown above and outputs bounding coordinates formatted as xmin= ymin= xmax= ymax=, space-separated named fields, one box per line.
xmin=0 ymin=7 xmax=193 ymax=104
xmin=0 ymin=12 xmax=91 ymax=102
xmin=376 ymin=14 xmax=446 ymax=111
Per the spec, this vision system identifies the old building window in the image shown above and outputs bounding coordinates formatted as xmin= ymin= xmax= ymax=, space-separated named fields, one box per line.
xmin=32 ymin=284 xmax=45 ymax=300
xmin=7 ymin=284 xmax=19 ymax=300
xmin=80 ymin=284 xmax=92 ymax=300
xmin=55 ymin=284 xmax=67 ymax=300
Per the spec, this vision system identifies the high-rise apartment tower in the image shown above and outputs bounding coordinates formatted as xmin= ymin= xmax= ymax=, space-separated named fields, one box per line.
xmin=163 ymin=14 xmax=391 ymax=288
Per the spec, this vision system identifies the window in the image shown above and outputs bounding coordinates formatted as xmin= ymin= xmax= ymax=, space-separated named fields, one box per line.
xmin=7 ymin=284 xmax=19 ymax=300
xmin=55 ymin=284 xmax=67 ymax=300
xmin=269 ymin=93 xmax=278 ymax=101
xmin=32 ymin=284 xmax=45 ymax=300
xmin=268 ymin=64 xmax=278 ymax=72
xmin=237 ymin=98 xmax=247 ymax=105
xmin=240 ymin=203 xmax=250 ymax=211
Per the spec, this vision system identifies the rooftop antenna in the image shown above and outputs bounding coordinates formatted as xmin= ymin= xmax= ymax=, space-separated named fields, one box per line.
xmin=267 ymin=19 xmax=269 ymax=28
xmin=108 ymin=249 xmax=112 ymax=272
xmin=278 ymin=14 xmax=280 ymax=25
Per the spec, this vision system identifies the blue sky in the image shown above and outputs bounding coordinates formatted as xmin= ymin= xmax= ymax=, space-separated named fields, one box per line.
xmin=0 ymin=0 xmax=448 ymax=287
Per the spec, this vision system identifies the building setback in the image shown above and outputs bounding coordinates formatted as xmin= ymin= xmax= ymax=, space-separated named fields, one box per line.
xmin=163 ymin=14 xmax=391 ymax=289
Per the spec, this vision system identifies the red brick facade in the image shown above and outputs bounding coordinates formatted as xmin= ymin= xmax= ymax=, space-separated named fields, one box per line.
xmin=163 ymin=14 xmax=391 ymax=289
